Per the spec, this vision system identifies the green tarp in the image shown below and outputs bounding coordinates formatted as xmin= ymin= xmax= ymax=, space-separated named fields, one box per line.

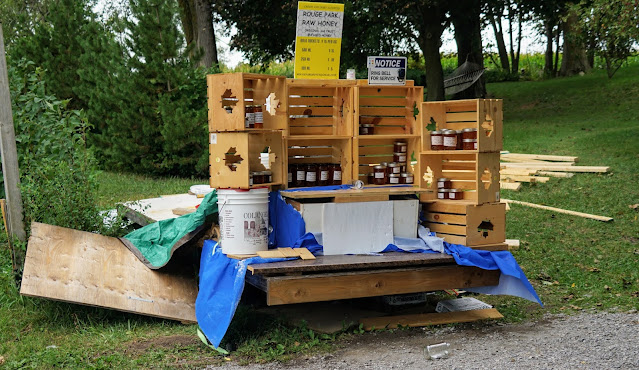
xmin=120 ymin=191 xmax=218 ymax=269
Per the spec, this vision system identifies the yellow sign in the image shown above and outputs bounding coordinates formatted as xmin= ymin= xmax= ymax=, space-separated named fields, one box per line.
xmin=294 ymin=1 xmax=344 ymax=79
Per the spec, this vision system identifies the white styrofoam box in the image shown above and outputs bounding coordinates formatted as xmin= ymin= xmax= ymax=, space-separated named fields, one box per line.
xmin=297 ymin=202 xmax=323 ymax=234
xmin=392 ymin=199 xmax=418 ymax=238
xmin=322 ymin=201 xmax=394 ymax=255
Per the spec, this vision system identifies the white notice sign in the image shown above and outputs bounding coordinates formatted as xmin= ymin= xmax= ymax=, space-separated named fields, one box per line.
xmin=367 ymin=56 xmax=407 ymax=85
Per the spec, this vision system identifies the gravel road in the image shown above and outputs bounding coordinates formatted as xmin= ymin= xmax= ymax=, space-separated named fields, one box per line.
xmin=214 ymin=311 xmax=639 ymax=369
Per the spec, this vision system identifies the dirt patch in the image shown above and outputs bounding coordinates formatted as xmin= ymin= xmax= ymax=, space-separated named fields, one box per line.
xmin=124 ymin=335 xmax=201 ymax=356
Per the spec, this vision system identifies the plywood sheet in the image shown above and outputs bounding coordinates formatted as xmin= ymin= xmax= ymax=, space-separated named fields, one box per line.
xmin=20 ymin=223 xmax=197 ymax=322
xmin=322 ymin=201 xmax=393 ymax=255
xmin=124 ymin=193 xmax=204 ymax=223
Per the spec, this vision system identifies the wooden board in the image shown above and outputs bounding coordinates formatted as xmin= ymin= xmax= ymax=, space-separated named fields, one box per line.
xmin=254 ymin=265 xmax=500 ymax=305
xmin=359 ymin=308 xmax=503 ymax=330
xmin=247 ymin=252 xmax=455 ymax=276
xmin=20 ymin=223 xmax=198 ymax=322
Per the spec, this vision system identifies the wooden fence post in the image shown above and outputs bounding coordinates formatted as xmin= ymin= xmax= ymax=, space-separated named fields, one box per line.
xmin=0 ymin=24 xmax=27 ymax=244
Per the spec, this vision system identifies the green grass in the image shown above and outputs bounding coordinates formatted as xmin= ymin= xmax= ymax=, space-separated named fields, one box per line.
xmin=2 ymin=63 xmax=639 ymax=367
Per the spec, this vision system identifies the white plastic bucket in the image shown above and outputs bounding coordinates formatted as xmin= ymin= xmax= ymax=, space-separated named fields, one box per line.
xmin=217 ymin=188 xmax=269 ymax=254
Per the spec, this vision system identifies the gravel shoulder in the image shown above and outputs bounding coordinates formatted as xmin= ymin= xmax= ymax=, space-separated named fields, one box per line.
xmin=214 ymin=311 xmax=639 ymax=369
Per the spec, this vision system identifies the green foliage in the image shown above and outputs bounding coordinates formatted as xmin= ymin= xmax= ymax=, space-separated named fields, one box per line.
xmin=575 ymin=0 xmax=639 ymax=78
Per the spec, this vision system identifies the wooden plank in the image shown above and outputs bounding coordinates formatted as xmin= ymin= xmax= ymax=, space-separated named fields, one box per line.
xmin=264 ymin=265 xmax=501 ymax=305
xmin=423 ymin=212 xmax=467 ymax=225
xmin=256 ymin=250 xmax=286 ymax=258
xmin=501 ymin=198 xmax=613 ymax=222
xmin=425 ymin=222 xmax=467 ymax=236
xmin=500 ymin=164 xmax=608 ymax=172
xmin=296 ymin=248 xmax=316 ymax=260
xmin=247 ymin=252 xmax=455 ymax=276
xmin=0 ymin=27 xmax=26 ymax=242
xmin=501 ymin=153 xmax=579 ymax=162
xmin=280 ymin=186 xmax=427 ymax=199
xmin=278 ymin=247 xmax=300 ymax=258
xmin=359 ymin=308 xmax=503 ymax=331
xmin=501 ymin=175 xmax=550 ymax=183
xmin=537 ymin=171 xmax=574 ymax=178
xmin=500 ymin=182 xmax=522 ymax=191
xmin=20 ymin=223 xmax=197 ymax=322
xmin=226 ymin=253 xmax=258 ymax=260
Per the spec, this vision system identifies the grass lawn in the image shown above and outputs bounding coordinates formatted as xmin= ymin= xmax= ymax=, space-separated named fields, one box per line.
xmin=1 ymin=64 xmax=638 ymax=368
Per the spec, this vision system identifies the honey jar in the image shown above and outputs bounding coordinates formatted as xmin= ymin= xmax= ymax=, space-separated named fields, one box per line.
xmin=330 ymin=163 xmax=342 ymax=185
xmin=253 ymin=105 xmax=264 ymax=128
xmin=373 ymin=165 xmax=386 ymax=185
xmin=462 ymin=128 xmax=477 ymax=140
xmin=262 ymin=170 xmax=272 ymax=184
xmin=437 ymin=189 xmax=449 ymax=199
xmin=293 ymin=164 xmax=306 ymax=187
xmin=305 ymin=163 xmax=318 ymax=186
xmin=398 ymin=162 xmax=407 ymax=173
xmin=437 ymin=178 xmax=452 ymax=189
xmin=449 ymin=189 xmax=463 ymax=200
xmin=318 ymin=163 xmax=330 ymax=186
xmin=443 ymin=130 xmax=457 ymax=150
xmin=456 ymin=130 xmax=463 ymax=150
xmin=393 ymin=152 xmax=407 ymax=163
xmin=359 ymin=124 xmax=374 ymax=135
xmin=388 ymin=173 xmax=400 ymax=184
xmin=400 ymin=173 xmax=414 ymax=184
xmin=430 ymin=130 xmax=443 ymax=150
xmin=252 ymin=171 xmax=264 ymax=185
xmin=394 ymin=141 xmax=407 ymax=153
xmin=462 ymin=139 xmax=477 ymax=150
xmin=388 ymin=162 xmax=401 ymax=174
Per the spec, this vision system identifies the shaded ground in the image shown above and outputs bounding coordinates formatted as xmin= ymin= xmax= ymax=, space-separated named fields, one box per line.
xmin=214 ymin=311 xmax=639 ymax=369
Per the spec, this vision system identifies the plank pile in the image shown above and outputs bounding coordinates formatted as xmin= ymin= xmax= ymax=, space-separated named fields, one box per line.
xmin=499 ymin=152 xmax=609 ymax=191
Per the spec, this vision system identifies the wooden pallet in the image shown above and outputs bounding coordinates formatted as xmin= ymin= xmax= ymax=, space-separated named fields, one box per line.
xmin=354 ymin=83 xmax=423 ymax=137
xmin=285 ymin=136 xmax=353 ymax=188
xmin=353 ymin=136 xmax=420 ymax=185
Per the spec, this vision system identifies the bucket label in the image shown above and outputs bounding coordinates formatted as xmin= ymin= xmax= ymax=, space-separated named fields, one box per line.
xmin=243 ymin=210 xmax=268 ymax=242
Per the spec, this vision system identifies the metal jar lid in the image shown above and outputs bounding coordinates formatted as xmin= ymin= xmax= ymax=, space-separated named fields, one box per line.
xmin=388 ymin=162 xmax=399 ymax=168
xmin=437 ymin=188 xmax=449 ymax=192
xmin=360 ymin=124 xmax=374 ymax=127
xmin=373 ymin=165 xmax=385 ymax=170
xmin=437 ymin=177 xmax=450 ymax=181
xmin=401 ymin=173 xmax=412 ymax=177
xmin=462 ymin=139 xmax=478 ymax=142
xmin=462 ymin=128 xmax=478 ymax=132
xmin=456 ymin=130 xmax=463 ymax=134
xmin=389 ymin=173 xmax=400 ymax=177
xmin=380 ymin=162 xmax=388 ymax=167
xmin=394 ymin=141 xmax=407 ymax=145
xmin=431 ymin=130 xmax=442 ymax=134
xmin=449 ymin=189 xmax=462 ymax=192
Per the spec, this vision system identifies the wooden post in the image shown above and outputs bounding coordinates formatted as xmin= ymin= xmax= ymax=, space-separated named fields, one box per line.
xmin=0 ymin=24 xmax=26 ymax=243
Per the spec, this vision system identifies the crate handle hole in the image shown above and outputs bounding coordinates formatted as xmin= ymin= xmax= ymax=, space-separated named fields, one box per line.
xmin=477 ymin=220 xmax=494 ymax=238
xmin=221 ymin=89 xmax=238 ymax=113
xmin=265 ymin=93 xmax=280 ymax=115
xmin=426 ymin=117 xmax=437 ymax=131
xmin=224 ymin=147 xmax=243 ymax=171
xmin=259 ymin=147 xmax=276 ymax=170
xmin=413 ymin=102 xmax=419 ymax=120
xmin=481 ymin=168 xmax=493 ymax=189
xmin=482 ymin=119 xmax=494 ymax=137
xmin=423 ymin=166 xmax=434 ymax=187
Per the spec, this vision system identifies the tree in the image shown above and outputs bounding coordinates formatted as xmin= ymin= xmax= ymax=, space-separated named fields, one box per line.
xmin=559 ymin=3 xmax=591 ymax=76
xmin=450 ymin=0 xmax=486 ymax=98
xmin=485 ymin=0 xmax=511 ymax=73
xmin=177 ymin=0 xmax=219 ymax=68
xmin=576 ymin=0 xmax=639 ymax=78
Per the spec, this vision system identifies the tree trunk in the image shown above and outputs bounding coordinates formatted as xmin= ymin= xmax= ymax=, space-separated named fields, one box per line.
xmin=450 ymin=0 xmax=486 ymax=99
xmin=544 ymin=20 xmax=554 ymax=76
xmin=489 ymin=9 xmax=510 ymax=72
xmin=177 ymin=0 xmax=198 ymax=46
xmin=194 ymin=0 xmax=218 ymax=68
xmin=513 ymin=8 xmax=522 ymax=73
xmin=415 ymin=4 xmax=446 ymax=101
xmin=559 ymin=7 xmax=591 ymax=76
xmin=553 ymin=24 xmax=561 ymax=76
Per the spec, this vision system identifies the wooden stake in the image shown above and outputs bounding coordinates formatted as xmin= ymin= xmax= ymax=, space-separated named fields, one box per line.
xmin=537 ymin=171 xmax=574 ymax=178
xmin=500 ymin=182 xmax=521 ymax=191
xmin=501 ymin=153 xmax=579 ymax=162
xmin=501 ymin=199 xmax=613 ymax=222
xmin=0 ymin=25 xmax=26 ymax=243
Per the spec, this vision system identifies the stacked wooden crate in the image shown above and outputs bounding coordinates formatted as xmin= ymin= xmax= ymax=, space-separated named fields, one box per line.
xmin=419 ymin=99 xmax=507 ymax=249
xmin=207 ymin=73 xmax=288 ymax=189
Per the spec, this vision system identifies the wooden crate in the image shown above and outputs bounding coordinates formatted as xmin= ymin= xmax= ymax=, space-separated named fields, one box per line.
xmin=209 ymin=131 xmax=284 ymax=189
xmin=286 ymin=137 xmax=353 ymax=188
xmin=422 ymin=201 xmax=505 ymax=246
xmin=207 ymin=73 xmax=288 ymax=132
xmin=419 ymin=152 xmax=500 ymax=204
xmin=354 ymin=82 xmax=423 ymax=137
xmin=286 ymin=79 xmax=355 ymax=137
xmin=353 ymin=136 xmax=420 ymax=184
xmin=421 ymin=99 xmax=503 ymax=153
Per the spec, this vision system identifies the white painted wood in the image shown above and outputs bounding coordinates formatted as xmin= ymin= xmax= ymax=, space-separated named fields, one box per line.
xmin=322 ymin=201 xmax=393 ymax=255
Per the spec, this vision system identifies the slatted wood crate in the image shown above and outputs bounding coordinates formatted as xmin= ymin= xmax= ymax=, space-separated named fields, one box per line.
xmin=286 ymin=79 xmax=355 ymax=137
xmin=207 ymin=73 xmax=288 ymax=132
xmin=419 ymin=152 xmax=500 ymax=204
xmin=209 ymin=131 xmax=285 ymax=189
xmin=355 ymin=81 xmax=423 ymax=138
xmin=421 ymin=99 xmax=503 ymax=153
xmin=421 ymin=201 xmax=505 ymax=246
xmin=286 ymin=137 xmax=353 ymax=188
xmin=353 ymin=136 xmax=420 ymax=185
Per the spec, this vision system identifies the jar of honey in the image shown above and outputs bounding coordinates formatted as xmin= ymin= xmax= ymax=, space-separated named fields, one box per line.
xmin=359 ymin=124 xmax=374 ymax=135
xmin=252 ymin=171 xmax=264 ymax=185
xmin=367 ymin=172 xmax=374 ymax=184
xmin=462 ymin=128 xmax=477 ymax=140
xmin=388 ymin=173 xmax=400 ymax=184
xmin=305 ymin=164 xmax=318 ymax=186
xmin=330 ymin=163 xmax=342 ymax=185
xmin=437 ymin=189 xmax=449 ymax=199
xmin=400 ymin=173 xmax=414 ymax=184
xmin=373 ymin=165 xmax=386 ymax=185
xmin=462 ymin=139 xmax=478 ymax=150
xmin=294 ymin=165 xmax=306 ymax=187
xmin=318 ymin=164 xmax=330 ymax=186
xmin=437 ymin=178 xmax=452 ymax=189
xmin=430 ymin=130 xmax=443 ymax=150
xmin=449 ymin=189 xmax=463 ymax=200
xmin=388 ymin=162 xmax=401 ymax=174
xmin=288 ymin=165 xmax=293 ymax=187
xmin=253 ymin=105 xmax=264 ymax=128
xmin=443 ymin=130 xmax=457 ymax=150
xmin=394 ymin=141 xmax=407 ymax=153
xmin=393 ymin=152 xmax=407 ymax=163
xmin=456 ymin=130 xmax=463 ymax=150
xmin=380 ymin=162 xmax=390 ymax=177
xmin=398 ymin=162 xmax=407 ymax=173
xmin=263 ymin=170 xmax=273 ymax=184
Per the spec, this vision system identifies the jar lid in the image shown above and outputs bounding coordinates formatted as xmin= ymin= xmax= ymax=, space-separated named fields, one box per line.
xmin=443 ymin=129 xmax=456 ymax=134
xmin=373 ymin=165 xmax=385 ymax=169
xmin=361 ymin=124 xmax=374 ymax=127
xmin=449 ymin=189 xmax=462 ymax=192
xmin=462 ymin=139 xmax=478 ymax=142
xmin=456 ymin=130 xmax=463 ymax=134
xmin=388 ymin=162 xmax=399 ymax=167
xmin=393 ymin=152 xmax=405 ymax=155
xmin=394 ymin=141 xmax=407 ymax=145
xmin=431 ymin=130 xmax=442 ymax=134
xmin=437 ymin=177 xmax=450 ymax=181
xmin=438 ymin=188 xmax=450 ymax=192
xmin=380 ymin=162 xmax=388 ymax=166
xmin=401 ymin=173 xmax=412 ymax=177
xmin=389 ymin=173 xmax=400 ymax=177
xmin=462 ymin=128 xmax=477 ymax=132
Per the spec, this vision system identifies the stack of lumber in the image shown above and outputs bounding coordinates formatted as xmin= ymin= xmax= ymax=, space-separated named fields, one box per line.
xmin=499 ymin=152 xmax=609 ymax=191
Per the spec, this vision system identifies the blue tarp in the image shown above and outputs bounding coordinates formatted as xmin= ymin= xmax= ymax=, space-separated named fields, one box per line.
xmin=195 ymin=191 xmax=542 ymax=347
